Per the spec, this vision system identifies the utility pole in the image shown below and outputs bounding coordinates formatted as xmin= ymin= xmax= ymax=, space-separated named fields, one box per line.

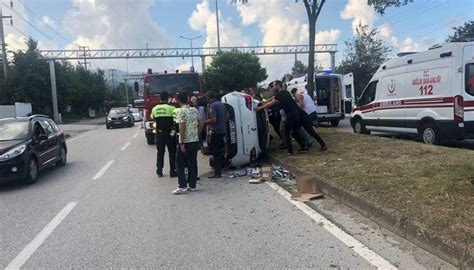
xmin=79 ymin=46 xmax=90 ymax=70
xmin=124 ymin=79 xmax=129 ymax=106
xmin=110 ymin=69 xmax=117 ymax=92
xmin=0 ymin=5 xmax=12 ymax=79
xmin=215 ymin=0 xmax=221 ymax=50
xmin=49 ymin=60 xmax=60 ymax=122
xmin=179 ymin=35 xmax=201 ymax=71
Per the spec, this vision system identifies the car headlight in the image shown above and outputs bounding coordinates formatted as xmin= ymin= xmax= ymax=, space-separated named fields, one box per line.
xmin=107 ymin=117 xmax=112 ymax=121
xmin=0 ymin=144 xmax=27 ymax=161
xmin=123 ymin=116 xmax=129 ymax=120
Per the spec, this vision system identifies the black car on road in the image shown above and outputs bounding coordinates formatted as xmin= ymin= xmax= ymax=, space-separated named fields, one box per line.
xmin=0 ymin=115 xmax=67 ymax=184
xmin=106 ymin=107 xmax=135 ymax=129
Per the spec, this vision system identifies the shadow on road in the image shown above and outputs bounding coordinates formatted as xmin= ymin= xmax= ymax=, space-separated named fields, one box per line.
xmin=0 ymin=162 xmax=80 ymax=193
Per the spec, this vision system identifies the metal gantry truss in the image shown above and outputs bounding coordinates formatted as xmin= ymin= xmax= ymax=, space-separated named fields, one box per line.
xmin=42 ymin=44 xmax=338 ymax=123
xmin=39 ymin=44 xmax=338 ymax=60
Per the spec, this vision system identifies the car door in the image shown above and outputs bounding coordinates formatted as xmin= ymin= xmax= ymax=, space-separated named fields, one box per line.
xmin=31 ymin=121 xmax=50 ymax=167
xmin=357 ymin=81 xmax=378 ymax=128
xmin=343 ymin=73 xmax=355 ymax=115
xmin=39 ymin=119 xmax=60 ymax=166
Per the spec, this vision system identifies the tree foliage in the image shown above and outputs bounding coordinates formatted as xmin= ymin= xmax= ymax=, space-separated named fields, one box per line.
xmin=446 ymin=20 xmax=474 ymax=42
xmin=367 ymin=0 xmax=413 ymax=15
xmin=336 ymin=23 xmax=391 ymax=97
xmin=291 ymin=60 xmax=308 ymax=77
xmin=203 ymin=51 xmax=267 ymax=94
xmin=0 ymin=38 xmax=118 ymax=118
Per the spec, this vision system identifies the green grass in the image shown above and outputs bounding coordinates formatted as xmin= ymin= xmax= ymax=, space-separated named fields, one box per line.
xmin=272 ymin=128 xmax=474 ymax=250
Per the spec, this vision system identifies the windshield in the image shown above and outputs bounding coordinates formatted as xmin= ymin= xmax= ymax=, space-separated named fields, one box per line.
xmin=109 ymin=108 xmax=128 ymax=114
xmin=146 ymin=74 xmax=200 ymax=96
xmin=0 ymin=121 xmax=30 ymax=141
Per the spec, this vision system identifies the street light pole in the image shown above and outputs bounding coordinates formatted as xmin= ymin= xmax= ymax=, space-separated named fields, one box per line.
xmin=179 ymin=35 xmax=202 ymax=71
xmin=215 ymin=0 xmax=220 ymax=51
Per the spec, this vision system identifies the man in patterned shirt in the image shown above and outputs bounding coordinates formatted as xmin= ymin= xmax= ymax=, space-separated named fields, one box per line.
xmin=172 ymin=92 xmax=204 ymax=195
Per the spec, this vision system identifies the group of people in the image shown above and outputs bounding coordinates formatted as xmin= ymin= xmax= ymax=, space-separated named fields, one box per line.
xmin=150 ymin=90 xmax=226 ymax=195
xmin=255 ymin=80 xmax=327 ymax=155
xmin=151 ymin=80 xmax=326 ymax=194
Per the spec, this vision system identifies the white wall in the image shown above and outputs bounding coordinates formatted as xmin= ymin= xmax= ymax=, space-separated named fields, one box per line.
xmin=14 ymin=103 xmax=32 ymax=117
xmin=0 ymin=105 xmax=15 ymax=118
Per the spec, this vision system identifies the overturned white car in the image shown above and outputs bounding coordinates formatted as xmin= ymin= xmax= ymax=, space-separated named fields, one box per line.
xmin=210 ymin=92 xmax=270 ymax=168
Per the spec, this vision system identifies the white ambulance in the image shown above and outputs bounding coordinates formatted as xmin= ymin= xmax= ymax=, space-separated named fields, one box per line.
xmin=351 ymin=42 xmax=474 ymax=144
xmin=286 ymin=72 xmax=347 ymax=126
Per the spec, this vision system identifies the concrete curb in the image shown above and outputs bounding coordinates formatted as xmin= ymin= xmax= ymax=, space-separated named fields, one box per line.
xmin=267 ymin=155 xmax=473 ymax=269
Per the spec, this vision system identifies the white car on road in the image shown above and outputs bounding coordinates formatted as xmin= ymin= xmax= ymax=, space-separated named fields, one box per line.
xmin=130 ymin=108 xmax=143 ymax=122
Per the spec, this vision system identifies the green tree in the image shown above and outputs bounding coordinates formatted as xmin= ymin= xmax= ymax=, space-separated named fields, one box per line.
xmin=336 ymin=23 xmax=391 ymax=97
xmin=367 ymin=0 xmax=413 ymax=15
xmin=291 ymin=60 xmax=308 ymax=77
xmin=203 ymin=51 xmax=267 ymax=93
xmin=447 ymin=20 xmax=474 ymax=42
xmin=233 ymin=0 xmax=326 ymax=98
xmin=0 ymin=38 xmax=113 ymax=118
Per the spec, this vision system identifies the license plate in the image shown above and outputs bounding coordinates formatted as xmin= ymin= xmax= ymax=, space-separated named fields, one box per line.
xmin=229 ymin=120 xmax=237 ymax=144
xmin=114 ymin=121 xmax=121 ymax=125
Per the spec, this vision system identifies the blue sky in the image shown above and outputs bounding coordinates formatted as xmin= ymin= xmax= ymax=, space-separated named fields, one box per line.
xmin=3 ymin=0 xmax=473 ymax=80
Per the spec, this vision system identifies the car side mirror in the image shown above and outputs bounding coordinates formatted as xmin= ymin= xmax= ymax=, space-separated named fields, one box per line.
xmin=39 ymin=134 xmax=48 ymax=141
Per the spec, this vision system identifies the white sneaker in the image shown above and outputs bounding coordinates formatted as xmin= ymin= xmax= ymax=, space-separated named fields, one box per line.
xmin=172 ymin=188 xmax=187 ymax=195
xmin=187 ymin=187 xmax=196 ymax=192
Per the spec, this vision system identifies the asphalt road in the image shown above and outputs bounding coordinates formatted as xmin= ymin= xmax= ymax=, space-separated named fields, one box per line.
xmin=0 ymin=123 xmax=454 ymax=269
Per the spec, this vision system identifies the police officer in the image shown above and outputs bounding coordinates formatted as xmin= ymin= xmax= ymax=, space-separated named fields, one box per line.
xmin=151 ymin=92 xmax=177 ymax=178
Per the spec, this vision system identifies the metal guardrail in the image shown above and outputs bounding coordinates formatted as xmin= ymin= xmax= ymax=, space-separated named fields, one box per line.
xmin=39 ymin=44 xmax=338 ymax=60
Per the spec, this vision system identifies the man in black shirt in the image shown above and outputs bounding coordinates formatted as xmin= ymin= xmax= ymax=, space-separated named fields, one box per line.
xmin=255 ymin=80 xmax=306 ymax=155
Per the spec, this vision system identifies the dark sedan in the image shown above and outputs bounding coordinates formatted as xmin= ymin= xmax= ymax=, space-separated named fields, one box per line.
xmin=0 ymin=115 xmax=67 ymax=184
xmin=106 ymin=107 xmax=134 ymax=129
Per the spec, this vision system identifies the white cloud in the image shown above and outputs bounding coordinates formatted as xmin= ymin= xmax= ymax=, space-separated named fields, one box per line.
xmin=340 ymin=1 xmax=424 ymax=55
xmin=340 ymin=0 xmax=376 ymax=34
xmin=41 ymin=16 xmax=56 ymax=29
xmin=236 ymin=0 xmax=341 ymax=79
xmin=62 ymin=0 xmax=173 ymax=72
xmin=188 ymin=0 xmax=250 ymax=48
xmin=175 ymin=61 xmax=192 ymax=72
xmin=3 ymin=0 xmax=28 ymax=52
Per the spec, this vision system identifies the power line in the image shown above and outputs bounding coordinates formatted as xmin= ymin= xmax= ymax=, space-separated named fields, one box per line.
xmin=9 ymin=24 xmax=28 ymax=39
xmin=3 ymin=3 xmax=65 ymax=49
xmin=15 ymin=0 xmax=73 ymax=45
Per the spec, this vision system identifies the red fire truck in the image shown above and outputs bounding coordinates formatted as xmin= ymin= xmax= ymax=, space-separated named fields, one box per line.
xmin=142 ymin=69 xmax=205 ymax=145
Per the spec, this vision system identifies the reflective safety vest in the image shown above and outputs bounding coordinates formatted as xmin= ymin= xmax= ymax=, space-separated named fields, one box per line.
xmin=151 ymin=103 xmax=175 ymax=134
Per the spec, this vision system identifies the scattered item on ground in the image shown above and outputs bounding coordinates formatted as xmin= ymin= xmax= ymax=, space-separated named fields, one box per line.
xmin=272 ymin=165 xmax=294 ymax=180
xmin=227 ymin=169 xmax=248 ymax=178
xmin=249 ymin=178 xmax=263 ymax=184
xmin=291 ymin=175 xmax=324 ymax=202
xmin=260 ymin=165 xmax=274 ymax=182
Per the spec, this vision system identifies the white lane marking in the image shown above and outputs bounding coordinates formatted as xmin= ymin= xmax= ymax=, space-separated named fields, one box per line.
xmin=120 ymin=142 xmax=131 ymax=151
xmin=66 ymin=130 xmax=95 ymax=143
xmin=266 ymin=182 xmax=397 ymax=270
xmin=133 ymin=132 xmax=139 ymax=139
xmin=6 ymin=202 xmax=78 ymax=270
xmin=92 ymin=160 xmax=114 ymax=180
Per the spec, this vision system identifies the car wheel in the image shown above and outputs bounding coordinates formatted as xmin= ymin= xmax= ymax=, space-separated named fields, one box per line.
xmin=353 ymin=118 xmax=370 ymax=135
xmin=56 ymin=145 xmax=67 ymax=167
xmin=25 ymin=158 xmax=39 ymax=184
xmin=330 ymin=120 xmax=340 ymax=127
xmin=106 ymin=125 xmax=111 ymax=129
xmin=146 ymin=134 xmax=155 ymax=145
xmin=420 ymin=123 xmax=441 ymax=145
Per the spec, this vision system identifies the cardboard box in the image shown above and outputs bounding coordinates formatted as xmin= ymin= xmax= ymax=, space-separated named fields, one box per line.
xmin=292 ymin=175 xmax=323 ymax=202
xmin=260 ymin=165 xmax=273 ymax=182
